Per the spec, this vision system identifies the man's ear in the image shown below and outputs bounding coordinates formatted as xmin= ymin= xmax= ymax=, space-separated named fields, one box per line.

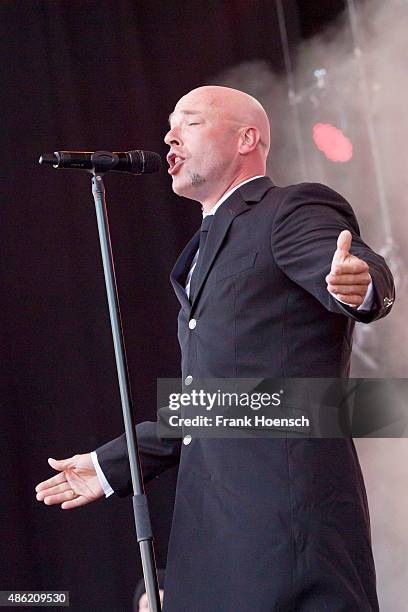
xmin=238 ymin=127 xmax=260 ymax=154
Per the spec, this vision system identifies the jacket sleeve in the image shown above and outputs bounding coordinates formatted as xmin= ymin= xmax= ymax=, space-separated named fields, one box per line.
xmin=271 ymin=182 xmax=395 ymax=323
xmin=95 ymin=416 xmax=182 ymax=498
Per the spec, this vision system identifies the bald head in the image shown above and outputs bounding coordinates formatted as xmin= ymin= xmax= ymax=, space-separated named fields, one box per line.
xmin=174 ymin=86 xmax=271 ymax=157
xmin=165 ymin=85 xmax=271 ymax=210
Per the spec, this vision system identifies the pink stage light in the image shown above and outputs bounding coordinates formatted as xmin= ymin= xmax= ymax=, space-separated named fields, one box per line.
xmin=312 ymin=123 xmax=353 ymax=162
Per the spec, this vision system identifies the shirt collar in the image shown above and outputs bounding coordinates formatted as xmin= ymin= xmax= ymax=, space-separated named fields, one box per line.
xmin=202 ymin=175 xmax=264 ymax=218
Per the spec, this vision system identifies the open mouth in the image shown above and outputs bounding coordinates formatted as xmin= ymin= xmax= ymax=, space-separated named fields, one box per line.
xmin=167 ymin=152 xmax=186 ymax=175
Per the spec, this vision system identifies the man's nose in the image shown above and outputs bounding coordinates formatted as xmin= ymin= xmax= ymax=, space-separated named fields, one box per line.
xmin=164 ymin=128 xmax=181 ymax=146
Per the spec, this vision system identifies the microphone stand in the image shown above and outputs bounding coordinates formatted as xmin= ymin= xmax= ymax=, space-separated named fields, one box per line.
xmin=91 ymin=172 xmax=161 ymax=612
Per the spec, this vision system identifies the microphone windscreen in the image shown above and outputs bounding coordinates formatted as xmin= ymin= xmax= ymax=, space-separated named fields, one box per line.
xmin=129 ymin=150 xmax=162 ymax=174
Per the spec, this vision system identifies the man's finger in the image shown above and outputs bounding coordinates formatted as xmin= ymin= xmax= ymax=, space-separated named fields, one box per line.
xmin=326 ymin=272 xmax=371 ymax=285
xmin=331 ymin=230 xmax=353 ymax=265
xmin=332 ymin=294 xmax=364 ymax=307
xmin=336 ymin=229 xmax=352 ymax=254
xmin=48 ymin=457 xmax=75 ymax=471
xmin=331 ymin=259 xmax=369 ymax=276
xmin=61 ymin=496 xmax=90 ymax=510
xmin=36 ymin=482 xmax=72 ymax=501
xmin=327 ymin=284 xmax=368 ymax=297
xmin=35 ymin=471 xmax=66 ymax=492
xmin=42 ymin=489 xmax=79 ymax=506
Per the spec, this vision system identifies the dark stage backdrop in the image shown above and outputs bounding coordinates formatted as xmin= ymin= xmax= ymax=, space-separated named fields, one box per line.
xmin=0 ymin=1 xmax=346 ymax=610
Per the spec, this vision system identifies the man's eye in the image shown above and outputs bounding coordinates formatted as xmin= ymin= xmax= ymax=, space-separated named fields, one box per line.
xmin=188 ymin=122 xmax=200 ymax=126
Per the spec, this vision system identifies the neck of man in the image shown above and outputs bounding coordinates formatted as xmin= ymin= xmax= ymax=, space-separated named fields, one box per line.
xmin=200 ymin=169 xmax=265 ymax=213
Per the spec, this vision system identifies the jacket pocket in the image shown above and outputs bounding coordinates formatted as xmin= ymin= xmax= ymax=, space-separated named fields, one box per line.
xmin=214 ymin=252 xmax=257 ymax=282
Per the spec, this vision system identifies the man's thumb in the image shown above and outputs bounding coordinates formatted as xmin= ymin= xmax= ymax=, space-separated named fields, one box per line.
xmin=337 ymin=229 xmax=352 ymax=254
xmin=48 ymin=457 xmax=73 ymax=471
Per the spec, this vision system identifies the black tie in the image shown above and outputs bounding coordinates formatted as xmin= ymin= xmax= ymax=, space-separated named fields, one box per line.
xmin=189 ymin=215 xmax=214 ymax=301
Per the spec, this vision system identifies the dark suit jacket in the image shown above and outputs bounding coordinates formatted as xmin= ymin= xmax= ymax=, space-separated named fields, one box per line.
xmin=97 ymin=177 xmax=395 ymax=611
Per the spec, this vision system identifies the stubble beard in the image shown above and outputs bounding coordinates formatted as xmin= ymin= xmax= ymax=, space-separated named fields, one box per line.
xmin=190 ymin=173 xmax=206 ymax=187
xmin=171 ymin=171 xmax=206 ymax=199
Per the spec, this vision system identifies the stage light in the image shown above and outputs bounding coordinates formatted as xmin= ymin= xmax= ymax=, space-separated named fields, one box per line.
xmin=312 ymin=122 xmax=353 ymax=162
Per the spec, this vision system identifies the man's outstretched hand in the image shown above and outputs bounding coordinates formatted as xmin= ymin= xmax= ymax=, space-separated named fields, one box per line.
xmin=326 ymin=230 xmax=371 ymax=308
xmin=35 ymin=453 xmax=104 ymax=510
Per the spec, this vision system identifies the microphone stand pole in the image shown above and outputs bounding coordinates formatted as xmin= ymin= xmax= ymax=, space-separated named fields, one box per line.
xmin=91 ymin=172 xmax=161 ymax=612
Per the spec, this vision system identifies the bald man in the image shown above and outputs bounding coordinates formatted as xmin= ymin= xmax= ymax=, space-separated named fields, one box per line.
xmin=36 ymin=86 xmax=395 ymax=611
xmin=166 ymin=86 xmax=271 ymax=210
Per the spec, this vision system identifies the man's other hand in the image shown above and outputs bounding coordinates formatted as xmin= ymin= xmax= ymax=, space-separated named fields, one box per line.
xmin=35 ymin=454 xmax=104 ymax=510
xmin=325 ymin=230 xmax=371 ymax=308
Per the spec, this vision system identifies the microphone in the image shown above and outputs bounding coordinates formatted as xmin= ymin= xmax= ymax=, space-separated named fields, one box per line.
xmin=38 ymin=150 xmax=162 ymax=175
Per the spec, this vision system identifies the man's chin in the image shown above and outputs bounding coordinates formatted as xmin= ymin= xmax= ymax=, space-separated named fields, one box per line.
xmin=171 ymin=180 xmax=187 ymax=197
xmin=171 ymin=178 xmax=195 ymax=199
xmin=171 ymin=172 xmax=206 ymax=198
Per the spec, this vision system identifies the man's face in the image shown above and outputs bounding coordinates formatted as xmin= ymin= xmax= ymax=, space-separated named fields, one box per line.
xmin=164 ymin=91 xmax=240 ymax=202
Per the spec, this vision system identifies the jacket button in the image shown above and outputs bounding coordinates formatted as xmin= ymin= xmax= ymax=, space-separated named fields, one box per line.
xmin=185 ymin=375 xmax=193 ymax=385
xmin=189 ymin=318 xmax=197 ymax=329
xmin=183 ymin=435 xmax=192 ymax=445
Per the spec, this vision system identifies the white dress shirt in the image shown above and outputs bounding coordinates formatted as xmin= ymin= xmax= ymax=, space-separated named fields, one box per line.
xmin=92 ymin=175 xmax=374 ymax=497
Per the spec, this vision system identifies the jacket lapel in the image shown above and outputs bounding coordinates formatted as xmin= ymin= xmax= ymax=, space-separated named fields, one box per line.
xmin=170 ymin=177 xmax=275 ymax=312
xmin=190 ymin=177 xmax=274 ymax=311
xmin=170 ymin=230 xmax=200 ymax=311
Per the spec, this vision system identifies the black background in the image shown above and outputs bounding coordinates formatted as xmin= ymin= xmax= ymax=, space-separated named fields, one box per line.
xmin=1 ymin=2 xmax=351 ymax=610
